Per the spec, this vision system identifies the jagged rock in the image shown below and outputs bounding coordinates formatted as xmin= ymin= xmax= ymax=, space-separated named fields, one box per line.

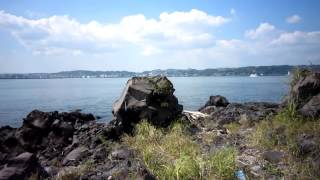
xmin=110 ymin=76 xmax=183 ymax=136
xmin=199 ymin=106 xmax=217 ymax=114
xmin=262 ymin=151 xmax=284 ymax=163
xmin=208 ymin=102 xmax=279 ymax=126
xmin=23 ymin=110 xmax=57 ymax=130
xmin=0 ymin=152 xmax=48 ymax=180
xmin=0 ymin=110 xmax=95 ymax=164
xmin=199 ymin=95 xmax=229 ymax=112
xmin=297 ymin=134 xmax=318 ymax=156
xmin=299 ymin=93 xmax=320 ymax=118
xmin=181 ymin=111 xmax=209 ymax=130
xmin=93 ymin=146 xmax=108 ymax=161
xmin=291 ymin=72 xmax=320 ymax=108
xmin=195 ymin=95 xmax=279 ymax=126
xmin=0 ymin=127 xmax=23 ymax=163
xmin=62 ymin=146 xmax=89 ymax=166
xmin=285 ymin=72 xmax=320 ymax=118
xmin=111 ymin=147 xmax=133 ymax=160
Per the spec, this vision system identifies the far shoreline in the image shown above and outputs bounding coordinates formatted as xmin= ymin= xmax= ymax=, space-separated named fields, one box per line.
xmin=0 ymin=75 xmax=290 ymax=80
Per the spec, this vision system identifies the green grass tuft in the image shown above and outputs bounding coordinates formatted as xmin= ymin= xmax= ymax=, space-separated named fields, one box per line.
xmin=208 ymin=147 xmax=237 ymax=180
xmin=123 ymin=120 xmax=238 ymax=179
xmin=224 ymin=122 xmax=241 ymax=134
xmin=290 ymin=68 xmax=311 ymax=89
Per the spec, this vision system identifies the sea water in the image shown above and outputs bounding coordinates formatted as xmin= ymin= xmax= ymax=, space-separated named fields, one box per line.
xmin=0 ymin=76 xmax=289 ymax=127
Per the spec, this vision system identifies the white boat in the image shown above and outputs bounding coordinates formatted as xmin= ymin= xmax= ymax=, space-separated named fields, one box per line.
xmin=249 ymin=73 xmax=258 ymax=77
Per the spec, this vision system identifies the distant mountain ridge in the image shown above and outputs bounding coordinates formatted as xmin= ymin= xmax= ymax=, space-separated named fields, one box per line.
xmin=0 ymin=65 xmax=319 ymax=79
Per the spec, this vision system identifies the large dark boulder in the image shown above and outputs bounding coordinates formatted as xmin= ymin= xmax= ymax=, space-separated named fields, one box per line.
xmin=299 ymin=93 xmax=320 ymax=118
xmin=291 ymin=72 xmax=320 ymax=108
xmin=23 ymin=110 xmax=58 ymax=130
xmin=285 ymin=72 xmax=320 ymax=118
xmin=111 ymin=76 xmax=183 ymax=135
xmin=199 ymin=95 xmax=229 ymax=112
xmin=0 ymin=152 xmax=48 ymax=180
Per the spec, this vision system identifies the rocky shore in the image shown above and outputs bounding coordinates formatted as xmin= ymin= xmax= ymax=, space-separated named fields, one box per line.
xmin=0 ymin=72 xmax=319 ymax=179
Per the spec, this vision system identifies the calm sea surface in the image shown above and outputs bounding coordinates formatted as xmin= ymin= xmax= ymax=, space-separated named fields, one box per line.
xmin=0 ymin=76 xmax=289 ymax=127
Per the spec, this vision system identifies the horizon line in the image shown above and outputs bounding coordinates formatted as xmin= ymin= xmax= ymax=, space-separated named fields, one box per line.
xmin=1 ymin=64 xmax=319 ymax=75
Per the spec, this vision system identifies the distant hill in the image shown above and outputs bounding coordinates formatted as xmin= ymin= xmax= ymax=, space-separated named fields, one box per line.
xmin=0 ymin=65 xmax=319 ymax=79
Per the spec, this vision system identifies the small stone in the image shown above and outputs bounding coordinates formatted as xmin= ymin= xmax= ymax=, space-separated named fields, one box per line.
xmin=297 ymin=135 xmax=317 ymax=155
xmin=111 ymin=148 xmax=132 ymax=160
xmin=62 ymin=146 xmax=89 ymax=165
xmin=251 ymin=165 xmax=261 ymax=172
xmin=262 ymin=151 xmax=284 ymax=163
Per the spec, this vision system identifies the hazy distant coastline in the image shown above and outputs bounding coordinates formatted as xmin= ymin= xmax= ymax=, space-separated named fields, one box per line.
xmin=0 ymin=65 xmax=319 ymax=79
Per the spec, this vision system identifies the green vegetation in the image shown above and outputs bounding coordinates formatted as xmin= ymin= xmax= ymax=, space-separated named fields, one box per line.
xmin=250 ymin=68 xmax=320 ymax=179
xmin=251 ymin=101 xmax=320 ymax=179
xmin=56 ymin=159 xmax=95 ymax=180
xmin=290 ymin=68 xmax=312 ymax=89
xmin=147 ymin=76 xmax=173 ymax=95
xmin=199 ymin=130 xmax=217 ymax=145
xmin=208 ymin=147 xmax=237 ymax=179
xmin=250 ymin=113 xmax=319 ymax=178
xmin=263 ymin=162 xmax=283 ymax=177
xmin=123 ymin=120 xmax=237 ymax=180
xmin=224 ymin=122 xmax=241 ymax=134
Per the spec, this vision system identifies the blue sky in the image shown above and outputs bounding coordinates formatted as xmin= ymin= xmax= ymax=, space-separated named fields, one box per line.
xmin=0 ymin=0 xmax=320 ymax=73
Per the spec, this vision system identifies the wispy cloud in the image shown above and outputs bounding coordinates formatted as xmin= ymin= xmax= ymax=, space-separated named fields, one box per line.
xmin=286 ymin=15 xmax=302 ymax=24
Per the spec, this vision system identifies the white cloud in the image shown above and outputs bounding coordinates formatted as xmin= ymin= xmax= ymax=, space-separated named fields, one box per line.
xmin=0 ymin=10 xmax=319 ymax=70
xmin=271 ymin=31 xmax=320 ymax=45
xmin=245 ymin=23 xmax=276 ymax=39
xmin=0 ymin=9 xmax=229 ymax=56
xmin=286 ymin=15 xmax=301 ymax=24
xmin=206 ymin=25 xmax=320 ymax=66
